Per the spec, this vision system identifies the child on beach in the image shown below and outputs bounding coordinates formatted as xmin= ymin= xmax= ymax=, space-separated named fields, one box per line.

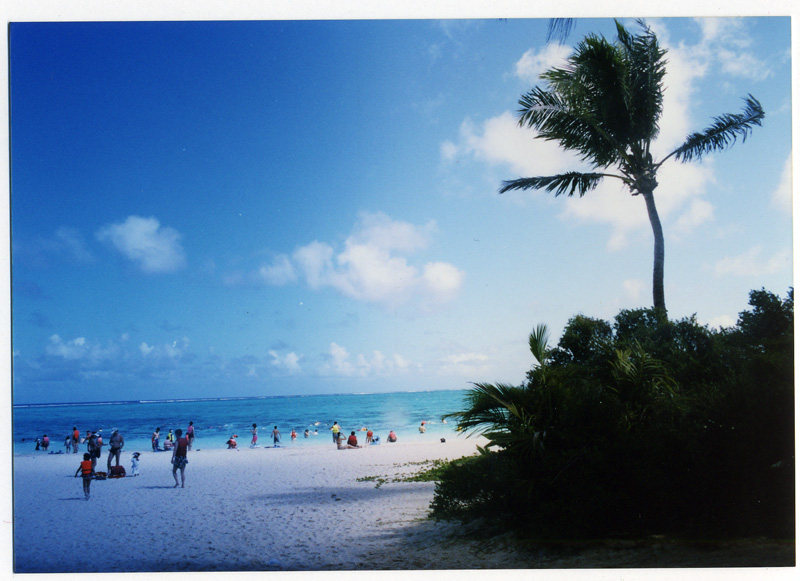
xmin=272 ymin=426 xmax=281 ymax=447
xmin=131 ymin=452 xmax=140 ymax=476
xmin=74 ymin=453 xmax=95 ymax=500
xmin=251 ymin=424 xmax=258 ymax=447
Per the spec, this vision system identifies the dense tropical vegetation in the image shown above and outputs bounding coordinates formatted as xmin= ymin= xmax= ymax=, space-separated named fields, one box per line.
xmin=433 ymin=288 xmax=794 ymax=540
xmin=500 ymin=20 xmax=765 ymax=316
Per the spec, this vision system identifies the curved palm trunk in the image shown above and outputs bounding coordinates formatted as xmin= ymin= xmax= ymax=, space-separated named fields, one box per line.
xmin=641 ymin=189 xmax=666 ymax=317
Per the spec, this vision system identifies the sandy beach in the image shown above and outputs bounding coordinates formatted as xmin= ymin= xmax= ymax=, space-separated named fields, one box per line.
xmin=13 ymin=435 xmax=515 ymax=573
xmin=12 ymin=435 xmax=795 ymax=575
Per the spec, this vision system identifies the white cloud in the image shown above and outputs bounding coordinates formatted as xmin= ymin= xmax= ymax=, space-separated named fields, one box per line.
xmin=46 ymin=334 xmax=119 ymax=362
xmin=673 ymin=199 xmax=715 ymax=234
xmin=713 ymin=246 xmax=791 ymax=277
xmin=138 ymin=337 xmax=191 ymax=359
xmin=694 ymin=18 xmax=773 ymax=81
xmin=46 ymin=335 xmax=86 ymax=360
xmin=292 ymin=212 xmax=464 ymax=309
xmin=322 ymin=342 xmax=354 ymax=376
xmin=438 ymin=351 xmax=491 ymax=377
xmin=771 ymin=154 xmax=792 ymax=213
xmin=269 ymin=350 xmax=301 ymax=374
xmin=451 ymin=113 xmax=584 ymax=178
xmin=514 ymin=43 xmax=571 ymax=84
xmin=165 ymin=337 xmax=191 ymax=359
xmin=97 ymin=215 xmax=187 ymax=274
xmin=319 ymin=342 xmax=410 ymax=378
xmin=257 ymin=254 xmax=297 ymax=286
xmin=422 ymin=262 xmax=464 ymax=303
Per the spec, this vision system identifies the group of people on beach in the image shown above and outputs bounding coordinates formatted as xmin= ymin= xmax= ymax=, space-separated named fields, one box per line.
xmin=73 ymin=423 xmax=193 ymax=499
xmin=151 ymin=421 xmax=195 ymax=452
xmin=228 ymin=424 xmax=283 ymax=449
xmin=329 ymin=421 xmax=398 ymax=449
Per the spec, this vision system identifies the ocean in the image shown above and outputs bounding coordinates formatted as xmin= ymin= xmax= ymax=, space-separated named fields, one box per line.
xmin=12 ymin=389 xmax=471 ymax=456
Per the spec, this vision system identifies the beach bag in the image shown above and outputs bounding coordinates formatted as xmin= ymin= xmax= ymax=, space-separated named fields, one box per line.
xmin=108 ymin=466 xmax=126 ymax=479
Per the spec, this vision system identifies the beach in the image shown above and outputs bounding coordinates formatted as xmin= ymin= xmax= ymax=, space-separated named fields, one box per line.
xmin=14 ymin=434 xmax=519 ymax=573
xmin=12 ymin=434 xmax=795 ymax=575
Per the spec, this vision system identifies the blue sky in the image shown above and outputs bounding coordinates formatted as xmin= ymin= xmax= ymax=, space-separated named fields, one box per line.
xmin=7 ymin=14 xmax=793 ymax=404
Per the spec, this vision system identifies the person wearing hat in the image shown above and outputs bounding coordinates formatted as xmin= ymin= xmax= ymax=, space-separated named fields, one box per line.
xmin=107 ymin=429 xmax=124 ymax=472
xmin=130 ymin=452 xmax=141 ymax=476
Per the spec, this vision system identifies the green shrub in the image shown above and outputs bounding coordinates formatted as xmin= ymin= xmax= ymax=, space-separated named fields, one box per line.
xmin=434 ymin=288 xmax=794 ymax=540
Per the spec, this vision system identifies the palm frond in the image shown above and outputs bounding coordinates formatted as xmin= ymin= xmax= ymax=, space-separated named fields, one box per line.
xmin=528 ymin=324 xmax=551 ymax=367
xmin=667 ymin=95 xmax=765 ymax=164
xmin=546 ymin=18 xmax=575 ymax=44
xmin=615 ymin=19 xmax=667 ymax=143
xmin=442 ymin=382 xmax=522 ymax=437
xmin=500 ymin=172 xmax=607 ymax=197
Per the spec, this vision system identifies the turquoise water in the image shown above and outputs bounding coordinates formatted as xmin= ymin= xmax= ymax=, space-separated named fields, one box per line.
xmin=12 ymin=389 xmax=469 ymax=455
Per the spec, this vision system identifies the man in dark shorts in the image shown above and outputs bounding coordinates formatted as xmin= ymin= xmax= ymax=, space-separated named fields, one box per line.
xmin=172 ymin=429 xmax=189 ymax=488
xmin=107 ymin=429 xmax=124 ymax=471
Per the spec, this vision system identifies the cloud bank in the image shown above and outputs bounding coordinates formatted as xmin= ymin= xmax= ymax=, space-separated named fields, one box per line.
xmin=242 ymin=212 xmax=464 ymax=310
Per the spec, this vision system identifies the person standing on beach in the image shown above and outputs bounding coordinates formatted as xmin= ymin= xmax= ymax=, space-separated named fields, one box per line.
xmin=171 ymin=428 xmax=189 ymax=488
xmin=366 ymin=429 xmax=373 ymax=445
xmin=330 ymin=422 xmax=340 ymax=443
xmin=186 ymin=421 xmax=195 ymax=450
xmin=250 ymin=423 xmax=258 ymax=447
xmin=72 ymin=426 xmax=80 ymax=453
xmin=86 ymin=432 xmax=101 ymax=470
xmin=272 ymin=426 xmax=281 ymax=447
xmin=74 ymin=453 xmax=95 ymax=500
xmin=106 ymin=429 xmax=124 ymax=471
xmin=152 ymin=428 xmax=160 ymax=452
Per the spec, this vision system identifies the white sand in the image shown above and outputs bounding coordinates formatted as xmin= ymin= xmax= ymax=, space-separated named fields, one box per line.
xmin=13 ymin=434 xmax=523 ymax=573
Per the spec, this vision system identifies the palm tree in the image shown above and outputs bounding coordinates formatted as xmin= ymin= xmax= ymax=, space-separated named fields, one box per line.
xmin=501 ymin=20 xmax=764 ymax=317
